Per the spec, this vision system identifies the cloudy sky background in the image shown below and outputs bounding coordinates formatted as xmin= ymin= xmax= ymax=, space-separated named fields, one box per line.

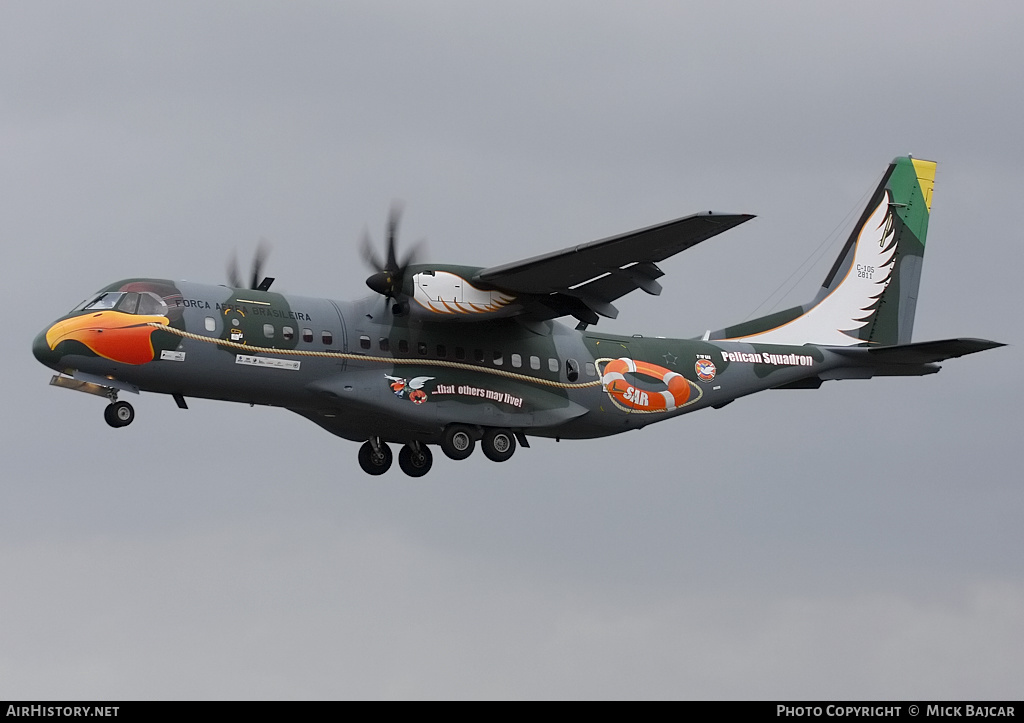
xmin=2 ymin=1 xmax=1021 ymax=699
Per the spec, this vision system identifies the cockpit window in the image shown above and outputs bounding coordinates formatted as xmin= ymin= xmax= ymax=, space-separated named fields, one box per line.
xmin=78 ymin=290 xmax=168 ymax=316
xmin=136 ymin=291 xmax=168 ymax=316
xmin=116 ymin=292 xmax=140 ymax=314
xmin=81 ymin=292 xmax=124 ymax=311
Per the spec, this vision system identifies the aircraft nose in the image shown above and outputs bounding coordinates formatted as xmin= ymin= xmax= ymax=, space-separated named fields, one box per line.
xmin=32 ymin=325 xmax=61 ymax=369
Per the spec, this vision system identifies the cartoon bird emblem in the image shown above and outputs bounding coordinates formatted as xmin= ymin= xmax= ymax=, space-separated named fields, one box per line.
xmin=384 ymin=374 xmax=435 ymax=402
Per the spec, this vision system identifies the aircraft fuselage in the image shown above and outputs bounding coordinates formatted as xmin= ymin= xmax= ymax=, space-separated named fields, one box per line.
xmin=32 ymin=277 xmax=854 ymax=449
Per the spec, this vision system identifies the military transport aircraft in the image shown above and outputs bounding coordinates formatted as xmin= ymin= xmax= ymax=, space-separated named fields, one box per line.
xmin=32 ymin=156 xmax=1002 ymax=477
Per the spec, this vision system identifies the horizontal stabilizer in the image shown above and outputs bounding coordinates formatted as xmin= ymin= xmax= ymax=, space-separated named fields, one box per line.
xmin=832 ymin=337 xmax=1005 ymax=365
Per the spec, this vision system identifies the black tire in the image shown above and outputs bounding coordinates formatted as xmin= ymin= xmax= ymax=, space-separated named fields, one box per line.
xmin=358 ymin=440 xmax=392 ymax=475
xmin=481 ymin=428 xmax=516 ymax=463
xmin=104 ymin=401 xmax=134 ymax=428
xmin=398 ymin=444 xmax=433 ymax=477
xmin=440 ymin=425 xmax=475 ymax=461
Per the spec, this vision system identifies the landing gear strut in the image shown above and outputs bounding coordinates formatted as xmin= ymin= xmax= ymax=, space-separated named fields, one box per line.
xmin=358 ymin=438 xmax=392 ymax=475
xmin=398 ymin=443 xmax=433 ymax=477
xmin=103 ymin=400 xmax=135 ymax=428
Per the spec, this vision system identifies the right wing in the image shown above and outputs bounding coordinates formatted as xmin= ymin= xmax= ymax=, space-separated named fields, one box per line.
xmin=474 ymin=212 xmax=754 ymax=324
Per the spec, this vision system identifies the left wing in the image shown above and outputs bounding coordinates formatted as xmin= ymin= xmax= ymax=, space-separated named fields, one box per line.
xmin=474 ymin=212 xmax=754 ymax=324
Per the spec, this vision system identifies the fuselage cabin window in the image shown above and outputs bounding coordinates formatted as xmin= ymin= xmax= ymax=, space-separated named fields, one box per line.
xmin=204 ymin=317 xmax=216 ymax=332
xmin=511 ymin=353 xmax=522 ymax=368
xmin=263 ymin=324 xmax=274 ymax=338
xmin=359 ymin=335 xmax=370 ymax=349
xmin=565 ymin=358 xmax=579 ymax=382
xmin=282 ymin=326 xmax=294 ymax=341
xmin=322 ymin=331 xmax=333 ymax=346
xmin=302 ymin=328 xmax=313 ymax=343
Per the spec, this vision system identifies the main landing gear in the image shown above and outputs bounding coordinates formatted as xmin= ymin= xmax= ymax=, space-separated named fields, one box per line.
xmin=440 ymin=424 xmax=475 ymax=461
xmin=358 ymin=425 xmax=521 ymax=477
xmin=481 ymin=428 xmax=516 ymax=462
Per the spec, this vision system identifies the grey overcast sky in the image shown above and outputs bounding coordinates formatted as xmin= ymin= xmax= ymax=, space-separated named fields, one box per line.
xmin=2 ymin=1 xmax=1021 ymax=700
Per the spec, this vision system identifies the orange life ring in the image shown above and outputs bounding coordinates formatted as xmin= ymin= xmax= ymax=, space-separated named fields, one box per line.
xmin=601 ymin=357 xmax=691 ymax=412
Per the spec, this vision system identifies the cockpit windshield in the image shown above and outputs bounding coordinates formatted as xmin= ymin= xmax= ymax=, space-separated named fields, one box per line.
xmin=76 ymin=292 xmax=123 ymax=311
xmin=75 ymin=291 xmax=168 ymax=316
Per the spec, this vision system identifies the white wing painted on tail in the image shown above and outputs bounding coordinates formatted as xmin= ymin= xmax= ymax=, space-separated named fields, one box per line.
xmin=727 ymin=192 xmax=896 ymax=346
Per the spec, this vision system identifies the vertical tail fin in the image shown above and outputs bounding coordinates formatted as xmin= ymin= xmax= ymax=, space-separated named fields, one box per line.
xmin=713 ymin=156 xmax=936 ymax=346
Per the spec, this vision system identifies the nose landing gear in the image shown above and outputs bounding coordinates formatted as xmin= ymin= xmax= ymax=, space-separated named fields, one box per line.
xmin=103 ymin=400 xmax=135 ymax=428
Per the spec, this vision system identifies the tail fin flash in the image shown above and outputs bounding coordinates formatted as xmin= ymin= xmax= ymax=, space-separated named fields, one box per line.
xmin=714 ymin=156 xmax=936 ymax=346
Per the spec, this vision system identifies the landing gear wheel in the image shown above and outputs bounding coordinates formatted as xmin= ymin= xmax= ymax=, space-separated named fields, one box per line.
xmin=440 ymin=425 xmax=475 ymax=461
xmin=358 ymin=440 xmax=393 ymax=475
xmin=481 ymin=428 xmax=516 ymax=462
xmin=398 ymin=444 xmax=433 ymax=478
xmin=104 ymin=401 xmax=134 ymax=428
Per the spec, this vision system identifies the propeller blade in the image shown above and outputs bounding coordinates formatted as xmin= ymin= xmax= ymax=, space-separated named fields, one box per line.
xmin=250 ymin=238 xmax=270 ymax=290
xmin=360 ymin=229 xmax=384 ymax=273
xmin=361 ymin=203 xmax=424 ymax=302
xmin=385 ymin=203 xmax=403 ymax=271
xmin=398 ymin=238 xmax=425 ymax=270
xmin=226 ymin=240 xmax=273 ymax=290
xmin=227 ymin=251 xmax=242 ymax=289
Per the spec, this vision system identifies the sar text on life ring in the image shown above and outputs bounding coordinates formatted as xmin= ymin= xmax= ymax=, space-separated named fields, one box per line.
xmin=600 ymin=358 xmax=692 ymax=412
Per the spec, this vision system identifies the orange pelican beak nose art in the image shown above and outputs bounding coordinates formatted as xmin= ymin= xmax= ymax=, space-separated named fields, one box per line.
xmin=44 ymin=310 xmax=170 ymax=365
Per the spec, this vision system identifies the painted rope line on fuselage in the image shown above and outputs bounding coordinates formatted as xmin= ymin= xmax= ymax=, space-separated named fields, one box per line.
xmin=595 ymin=357 xmax=703 ymax=414
xmin=147 ymin=323 xmax=603 ymax=390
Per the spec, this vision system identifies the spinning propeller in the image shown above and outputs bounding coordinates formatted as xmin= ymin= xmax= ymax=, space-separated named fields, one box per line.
xmin=227 ymin=239 xmax=274 ymax=291
xmin=361 ymin=204 xmax=423 ymax=302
